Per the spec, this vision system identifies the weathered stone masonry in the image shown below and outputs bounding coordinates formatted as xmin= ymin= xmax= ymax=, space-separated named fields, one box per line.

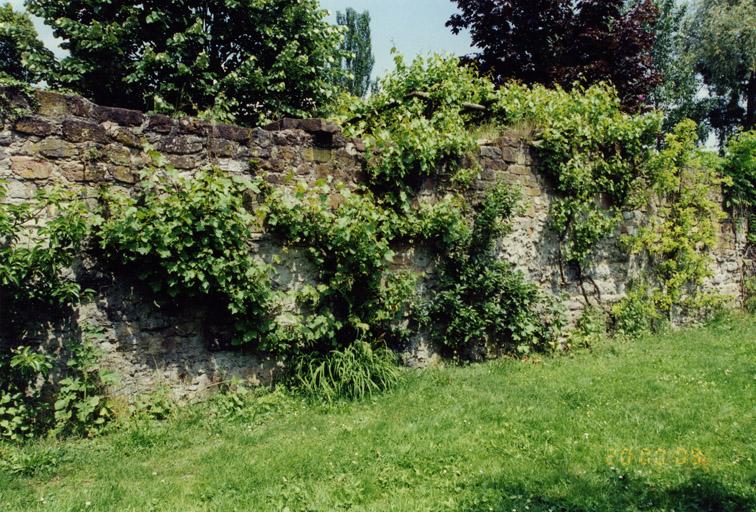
xmin=0 ymin=89 xmax=749 ymax=398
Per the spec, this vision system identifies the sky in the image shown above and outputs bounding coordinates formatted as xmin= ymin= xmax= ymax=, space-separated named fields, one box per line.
xmin=7 ymin=0 xmax=474 ymax=80
xmin=319 ymin=0 xmax=473 ymax=78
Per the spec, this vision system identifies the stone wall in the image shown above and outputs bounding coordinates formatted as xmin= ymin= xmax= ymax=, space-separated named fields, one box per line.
xmin=1 ymin=89 xmax=749 ymax=398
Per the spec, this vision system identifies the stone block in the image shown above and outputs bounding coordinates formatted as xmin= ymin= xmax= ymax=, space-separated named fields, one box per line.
xmin=0 ymin=130 xmax=12 ymax=145
xmin=208 ymin=138 xmax=239 ymax=158
xmin=36 ymin=90 xmax=94 ymax=118
xmin=178 ymin=117 xmax=211 ymax=136
xmin=82 ymin=163 xmax=108 ymax=182
xmin=97 ymin=105 xmax=145 ymax=126
xmin=479 ymin=146 xmax=502 ymax=159
xmin=166 ymin=153 xmax=200 ymax=170
xmin=158 ymin=135 xmax=204 ymax=155
xmin=110 ymin=165 xmax=136 ymax=183
xmin=105 ymin=145 xmax=133 ymax=166
xmin=27 ymin=138 xmax=78 ymax=159
xmin=105 ymin=124 xmax=143 ymax=148
xmin=147 ymin=114 xmax=176 ymax=133
xmin=304 ymin=147 xmax=333 ymax=163
xmin=60 ymin=162 xmax=86 ymax=181
xmin=63 ymin=118 xmax=108 ymax=143
xmin=14 ymin=116 xmax=54 ymax=137
xmin=213 ymin=124 xmax=252 ymax=142
xmin=500 ymin=146 xmax=521 ymax=163
xmin=10 ymin=156 xmax=53 ymax=179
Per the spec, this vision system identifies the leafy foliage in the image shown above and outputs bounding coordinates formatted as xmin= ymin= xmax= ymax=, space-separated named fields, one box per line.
xmin=0 ymin=182 xmax=89 ymax=337
xmin=26 ymin=0 xmax=346 ymax=124
xmin=53 ymin=326 xmax=117 ymax=438
xmin=722 ymin=129 xmax=756 ymax=242
xmin=96 ymin=161 xmax=274 ymax=346
xmin=447 ymin=0 xmax=662 ymax=110
xmin=419 ymin=185 xmax=564 ymax=357
xmin=2 ymin=348 xmax=53 ymax=440
xmin=744 ymin=276 xmax=756 ymax=313
xmin=1 ymin=331 xmax=115 ymax=441
xmin=333 ymin=8 xmax=375 ymax=98
xmin=0 ymin=3 xmax=54 ymax=83
xmin=685 ymin=0 xmax=756 ymax=142
xmin=264 ymin=181 xmax=409 ymax=355
xmin=0 ymin=388 xmax=40 ymax=442
xmin=495 ymin=82 xmax=661 ymax=266
xmin=335 ymin=54 xmax=493 ymax=198
xmin=648 ymin=0 xmax=714 ymax=141
xmin=207 ymin=384 xmax=294 ymax=426
xmin=611 ymin=283 xmax=666 ymax=336
xmin=618 ymin=120 xmax=728 ymax=327
xmin=293 ymin=341 xmax=401 ymax=402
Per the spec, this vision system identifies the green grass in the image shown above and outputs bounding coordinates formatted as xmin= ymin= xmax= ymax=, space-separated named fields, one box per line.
xmin=1 ymin=315 xmax=754 ymax=511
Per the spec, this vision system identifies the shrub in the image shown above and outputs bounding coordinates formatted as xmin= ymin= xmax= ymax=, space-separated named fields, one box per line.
xmin=623 ymin=120 xmax=727 ymax=324
xmin=0 ymin=346 xmax=52 ymax=442
xmin=293 ymin=342 xmax=401 ymax=402
xmin=52 ymin=326 xmax=117 ymax=438
xmin=744 ymin=276 xmax=756 ymax=314
xmin=419 ymin=184 xmax=565 ymax=357
xmin=263 ymin=181 xmax=414 ymax=356
xmin=27 ymin=0 xmax=346 ymax=124
xmin=568 ymin=306 xmax=608 ymax=349
xmin=721 ymin=130 xmax=755 ymax=243
xmin=611 ymin=284 xmax=665 ymax=336
xmin=0 ymin=389 xmax=38 ymax=442
xmin=495 ymin=82 xmax=662 ymax=266
xmin=0 ymin=183 xmax=90 ymax=336
xmin=96 ymin=162 xmax=274 ymax=346
xmin=334 ymin=53 xmax=494 ymax=199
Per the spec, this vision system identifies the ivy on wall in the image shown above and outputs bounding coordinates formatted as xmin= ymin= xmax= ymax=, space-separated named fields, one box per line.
xmin=0 ymin=53 xmax=740 ymax=434
xmin=614 ymin=120 xmax=729 ymax=333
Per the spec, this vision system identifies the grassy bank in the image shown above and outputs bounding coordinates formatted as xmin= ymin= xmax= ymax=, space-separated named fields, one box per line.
xmin=1 ymin=315 xmax=754 ymax=511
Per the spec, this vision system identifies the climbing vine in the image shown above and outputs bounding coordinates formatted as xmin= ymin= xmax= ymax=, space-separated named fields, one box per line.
xmin=0 ymin=181 xmax=90 ymax=336
xmin=0 ymin=53 xmax=740 ymax=424
xmin=333 ymin=54 xmax=493 ymax=200
xmin=416 ymin=185 xmax=565 ymax=358
xmin=494 ymin=82 xmax=662 ymax=266
xmin=95 ymin=156 xmax=275 ymax=346
xmin=262 ymin=180 xmax=411 ymax=355
xmin=614 ymin=120 xmax=728 ymax=333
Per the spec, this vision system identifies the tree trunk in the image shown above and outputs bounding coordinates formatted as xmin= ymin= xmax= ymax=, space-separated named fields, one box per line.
xmin=747 ymin=71 xmax=755 ymax=130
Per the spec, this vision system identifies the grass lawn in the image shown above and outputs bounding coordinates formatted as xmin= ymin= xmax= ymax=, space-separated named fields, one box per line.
xmin=1 ymin=315 xmax=754 ymax=511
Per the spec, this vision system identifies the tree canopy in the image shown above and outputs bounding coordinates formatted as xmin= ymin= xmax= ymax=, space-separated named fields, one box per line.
xmin=686 ymin=0 xmax=756 ymax=142
xmin=447 ymin=0 xmax=661 ymax=110
xmin=0 ymin=2 xmax=54 ymax=83
xmin=333 ymin=8 xmax=374 ymax=98
xmin=25 ymin=0 xmax=346 ymax=125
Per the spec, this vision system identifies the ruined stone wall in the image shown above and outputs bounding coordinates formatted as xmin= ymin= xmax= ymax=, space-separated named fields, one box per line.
xmin=0 ymin=90 xmax=748 ymax=398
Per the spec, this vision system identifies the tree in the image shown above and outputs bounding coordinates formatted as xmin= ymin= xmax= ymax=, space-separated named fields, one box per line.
xmin=686 ymin=0 xmax=756 ymax=143
xmin=334 ymin=8 xmax=374 ymax=98
xmin=25 ymin=0 xmax=346 ymax=125
xmin=646 ymin=0 xmax=711 ymax=137
xmin=447 ymin=0 xmax=661 ymax=110
xmin=447 ymin=0 xmax=573 ymax=86
xmin=0 ymin=2 xmax=54 ymax=83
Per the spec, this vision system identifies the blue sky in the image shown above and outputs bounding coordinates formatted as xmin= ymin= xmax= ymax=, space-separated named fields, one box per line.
xmin=320 ymin=0 xmax=473 ymax=77
xmin=8 ymin=0 xmax=474 ymax=79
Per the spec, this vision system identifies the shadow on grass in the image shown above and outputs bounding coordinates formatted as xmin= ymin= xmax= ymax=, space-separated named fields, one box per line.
xmin=459 ymin=471 xmax=755 ymax=512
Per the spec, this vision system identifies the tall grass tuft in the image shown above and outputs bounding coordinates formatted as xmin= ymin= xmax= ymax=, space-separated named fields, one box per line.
xmin=294 ymin=342 xmax=402 ymax=402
